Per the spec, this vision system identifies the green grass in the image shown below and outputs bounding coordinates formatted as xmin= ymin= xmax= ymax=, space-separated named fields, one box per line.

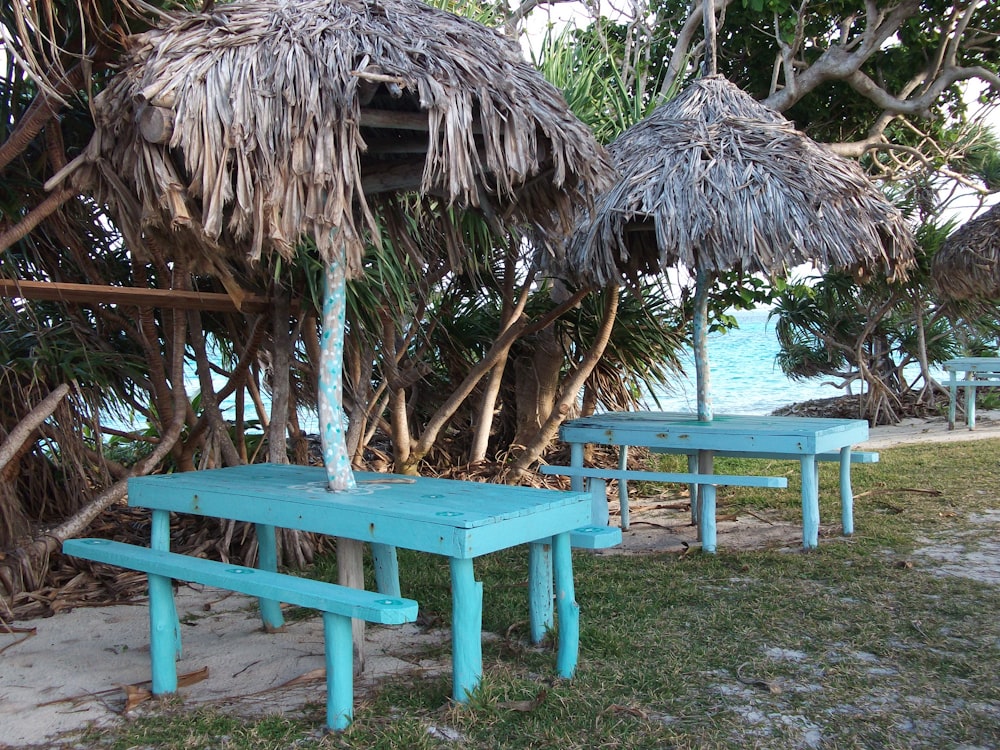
xmin=72 ymin=440 xmax=1000 ymax=749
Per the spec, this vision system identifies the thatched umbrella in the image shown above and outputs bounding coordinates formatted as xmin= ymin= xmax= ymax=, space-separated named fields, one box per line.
xmin=566 ymin=75 xmax=915 ymax=423
xmin=51 ymin=0 xmax=611 ymax=491
xmin=932 ymin=202 xmax=1000 ymax=300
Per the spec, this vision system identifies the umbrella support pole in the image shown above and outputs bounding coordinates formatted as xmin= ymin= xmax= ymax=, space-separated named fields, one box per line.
xmin=319 ymin=258 xmax=366 ymax=671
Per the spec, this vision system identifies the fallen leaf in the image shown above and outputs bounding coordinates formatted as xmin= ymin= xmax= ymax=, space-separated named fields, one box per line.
xmin=498 ymin=689 xmax=547 ymax=712
xmin=177 ymin=666 xmax=210 ymax=687
xmin=607 ymin=704 xmax=648 ymax=719
xmin=278 ymin=667 xmax=326 ymax=688
xmin=736 ymin=663 xmax=782 ymax=694
xmin=0 ymin=626 xmax=36 ymax=655
xmin=123 ymin=684 xmax=151 ymax=712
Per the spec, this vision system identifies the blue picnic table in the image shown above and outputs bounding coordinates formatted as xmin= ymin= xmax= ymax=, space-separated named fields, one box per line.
xmin=125 ymin=464 xmax=594 ymax=705
xmin=559 ymin=412 xmax=872 ymax=551
xmin=943 ymin=357 xmax=1000 ymax=430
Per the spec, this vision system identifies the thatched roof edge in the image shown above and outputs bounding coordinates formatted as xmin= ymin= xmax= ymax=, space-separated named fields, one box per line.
xmin=55 ymin=0 xmax=612 ymax=278
xmin=562 ymin=76 xmax=915 ymax=286
xmin=932 ymin=202 xmax=1000 ymax=300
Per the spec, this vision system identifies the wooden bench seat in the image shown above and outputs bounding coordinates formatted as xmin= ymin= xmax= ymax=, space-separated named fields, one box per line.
xmin=646 ymin=447 xmax=878 ymax=537
xmin=63 ymin=538 xmax=418 ymax=731
xmin=647 ymin=448 xmax=879 ymax=463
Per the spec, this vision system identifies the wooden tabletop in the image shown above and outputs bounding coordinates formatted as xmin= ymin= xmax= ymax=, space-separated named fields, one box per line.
xmin=560 ymin=411 xmax=869 ymax=455
xmin=127 ymin=464 xmax=592 ymax=559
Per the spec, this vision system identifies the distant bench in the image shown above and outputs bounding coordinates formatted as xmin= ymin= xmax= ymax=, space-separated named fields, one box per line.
xmin=539 ymin=465 xmax=788 ymax=554
xmin=63 ymin=538 xmax=418 ymax=731
xmin=943 ymin=357 xmax=1000 ymax=430
xmin=647 ymin=446 xmax=878 ymax=533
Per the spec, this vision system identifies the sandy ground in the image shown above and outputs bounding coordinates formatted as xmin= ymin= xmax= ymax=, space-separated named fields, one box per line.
xmin=2 ymin=413 xmax=999 ymax=748
xmin=0 ymin=586 xmax=449 ymax=748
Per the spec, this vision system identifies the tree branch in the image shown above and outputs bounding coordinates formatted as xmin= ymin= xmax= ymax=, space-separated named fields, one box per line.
xmin=0 ymin=384 xmax=71 ymax=475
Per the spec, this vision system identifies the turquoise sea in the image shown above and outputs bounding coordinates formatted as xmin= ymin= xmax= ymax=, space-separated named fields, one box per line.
xmin=645 ymin=306 xmax=842 ymax=415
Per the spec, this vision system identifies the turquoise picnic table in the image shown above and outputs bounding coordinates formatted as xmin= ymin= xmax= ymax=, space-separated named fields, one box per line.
xmin=124 ymin=464 xmax=594 ymax=705
xmin=559 ymin=412 xmax=872 ymax=551
xmin=943 ymin=357 xmax=1000 ymax=430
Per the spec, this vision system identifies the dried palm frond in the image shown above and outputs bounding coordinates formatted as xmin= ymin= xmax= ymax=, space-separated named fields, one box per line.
xmin=564 ymin=76 xmax=915 ymax=286
xmin=51 ymin=0 xmax=612 ymax=279
xmin=932 ymin=202 xmax=1000 ymax=300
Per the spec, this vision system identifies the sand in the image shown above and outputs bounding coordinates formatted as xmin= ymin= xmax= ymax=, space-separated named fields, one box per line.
xmin=2 ymin=413 xmax=998 ymax=748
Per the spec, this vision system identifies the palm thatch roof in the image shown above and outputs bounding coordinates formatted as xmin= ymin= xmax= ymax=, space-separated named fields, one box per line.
xmin=564 ymin=76 xmax=915 ymax=286
xmin=932 ymin=202 xmax=1000 ymax=300
xmin=51 ymin=0 xmax=611 ymax=278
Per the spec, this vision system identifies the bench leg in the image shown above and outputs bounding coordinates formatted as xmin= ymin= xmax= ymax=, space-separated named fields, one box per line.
xmin=528 ymin=540 xmax=553 ymax=644
xmin=699 ymin=484 xmax=717 ymax=554
xmin=839 ymin=447 xmax=854 ymax=536
xmin=449 ymin=557 xmax=483 ymax=702
xmin=255 ymin=523 xmax=285 ymax=631
xmin=552 ymin=531 xmax=580 ymax=678
xmin=323 ymin=612 xmax=354 ymax=731
xmin=371 ymin=543 xmax=401 ymax=598
xmin=150 ymin=509 xmax=181 ymax=659
xmin=148 ymin=571 xmax=179 ymax=695
xmin=618 ymin=446 xmax=630 ymax=530
xmin=967 ymin=384 xmax=976 ymax=430
xmin=800 ymin=455 xmax=820 ymax=549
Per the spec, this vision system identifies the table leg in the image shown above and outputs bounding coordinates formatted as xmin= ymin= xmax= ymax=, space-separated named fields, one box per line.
xmin=148 ymin=571 xmax=178 ymax=695
xmin=150 ymin=509 xmax=180 ymax=659
xmin=948 ymin=371 xmax=957 ymax=430
xmin=617 ymin=446 xmax=630 ymax=530
xmin=569 ymin=442 xmax=585 ymax=493
xmin=839 ymin=447 xmax=854 ymax=536
xmin=371 ymin=543 xmax=401 ymax=598
xmin=449 ymin=557 xmax=483 ymax=702
xmin=255 ymin=523 xmax=285 ymax=631
xmin=966 ymin=382 xmax=976 ymax=430
xmin=337 ymin=538 xmax=367 ymax=674
xmin=699 ymin=484 xmax=717 ymax=554
xmin=696 ymin=449 xmax=714 ymax=542
xmin=552 ymin=531 xmax=580 ymax=678
xmin=687 ymin=453 xmax=699 ymax=525
xmin=528 ymin=540 xmax=554 ymax=643
xmin=800 ymin=455 xmax=820 ymax=549
xmin=587 ymin=478 xmax=609 ymax=526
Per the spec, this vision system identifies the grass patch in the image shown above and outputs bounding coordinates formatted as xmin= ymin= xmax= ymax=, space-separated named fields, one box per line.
xmin=72 ymin=440 xmax=1000 ymax=749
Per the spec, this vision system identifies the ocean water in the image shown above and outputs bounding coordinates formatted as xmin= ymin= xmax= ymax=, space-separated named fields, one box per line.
xmin=646 ymin=307 xmax=845 ymax=415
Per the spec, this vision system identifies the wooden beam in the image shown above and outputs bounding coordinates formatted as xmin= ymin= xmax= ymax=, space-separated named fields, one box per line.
xmin=359 ymin=108 xmax=483 ymax=135
xmin=0 ymin=279 xmax=271 ymax=313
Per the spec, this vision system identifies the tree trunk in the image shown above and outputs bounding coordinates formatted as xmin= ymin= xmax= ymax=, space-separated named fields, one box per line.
xmin=268 ymin=291 xmax=292 ymax=465
xmin=512 ymin=326 xmax=564 ymax=447
xmin=511 ymin=287 xmax=620 ymax=475
xmin=187 ymin=309 xmax=242 ymax=468
xmin=0 ymin=384 xmax=72 ymax=550
xmin=470 ymin=258 xmax=532 ymax=462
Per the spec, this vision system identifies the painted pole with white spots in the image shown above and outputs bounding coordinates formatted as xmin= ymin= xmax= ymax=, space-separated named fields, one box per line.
xmin=319 ymin=259 xmax=357 ymax=491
